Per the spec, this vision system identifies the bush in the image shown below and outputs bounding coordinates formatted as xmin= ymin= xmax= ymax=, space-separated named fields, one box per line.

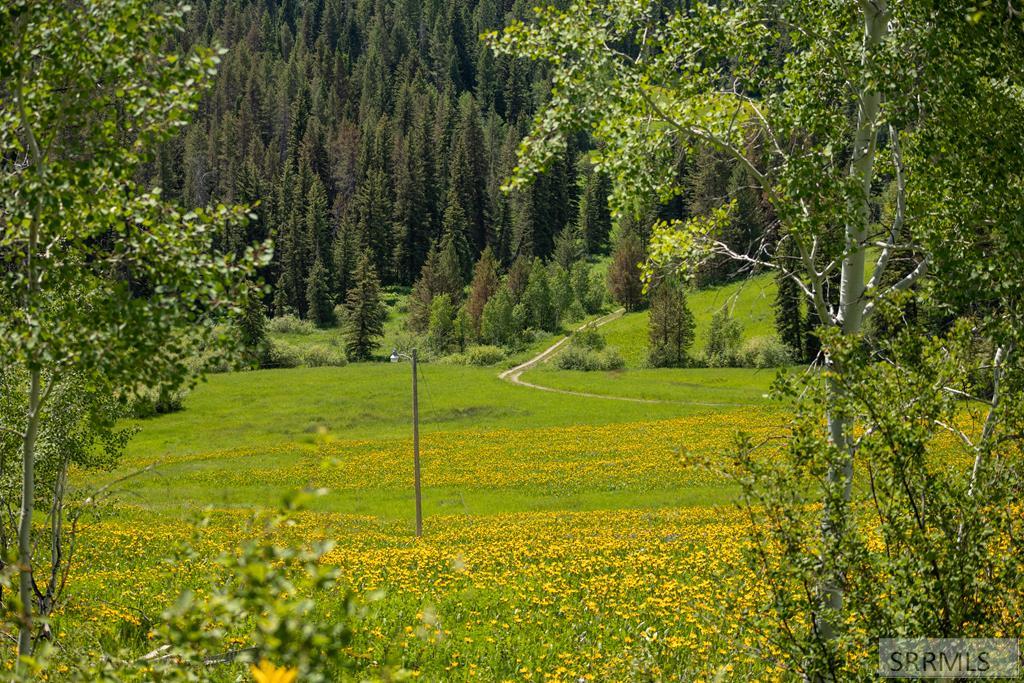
xmin=569 ymin=324 xmax=606 ymax=351
xmin=555 ymin=345 xmax=624 ymax=371
xmin=268 ymin=314 xmax=315 ymax=335
xmin=466 ymin=345 xmax=506 ymax=366
xmin=300 ymin=344 xmax=349 ymax=368
xmin=263 ymin=340 xmax=348 ymax=368
xmin=128 ymin=385 xmax=189 ymax=419
xmin=704 ymin=309 xmax=744 ymax=367
xmin=738 ymin=336 xmax=794 ymax=369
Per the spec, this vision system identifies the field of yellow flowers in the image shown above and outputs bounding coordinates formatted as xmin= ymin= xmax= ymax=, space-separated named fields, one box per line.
xmin=53 ymin=403 xmax=795 ymax=681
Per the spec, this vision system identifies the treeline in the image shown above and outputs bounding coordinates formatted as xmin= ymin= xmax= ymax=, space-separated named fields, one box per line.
xmin=149 ymin=0 xmax=777 ymax=339
xmin=146 ymin=0 xmax=607 ymax=319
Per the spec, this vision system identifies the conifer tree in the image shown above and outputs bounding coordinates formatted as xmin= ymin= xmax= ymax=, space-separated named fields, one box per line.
xmin=576 ymin=164 xmax=613 ymax=254
xmin=408 ymin=245 xmax=443 ymax=333
xmin=607 ymin=233 xmax=646 ymax=312
xmin=552 ymin=224 xmax=585 ymax=271
xmin=774 ymin=239 xmax=806 ymax=359
xmin=239 ymin=285 xmax=269 ymax=365
xmin=571 ymin=261 xmax=604 ymax=314
xmin=332 ymin=217 xmax=359 ymax=303
xmin=648 ymin=278 xmax=696 ymax=368
xmin=505 ymin=253 xmax=532 ymax=299
xmin=449 ymin=93 xmax=490 ymax=254
xmin=344 ymin=251 xmax=386 ymax=361
xmin=440 ymin=189 xmax=473 ymax=286
xmin=306 ymin=256 xmax=336 ymax=328
xmin=306 ymin=178 xmax=333 ymax=274
xmin=466 ymin=247 xmax=501 ymax=338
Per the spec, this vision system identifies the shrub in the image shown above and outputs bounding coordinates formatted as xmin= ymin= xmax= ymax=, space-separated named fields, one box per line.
xmin=268 ymin=314 xmax=315 ymax=336
xmin=300 ymin=344 xmax=349 ymax=368
xmin=704 ymin=309 xmax=743 ymax=367
xmin=128 ymin=385 xmax=189 ymax=419
xmin=569 ymin=324 xmax=606 ymax=351
xmin=263 ymin=340 xmax=348 ymax=368
xmin=598 ymin=347 xmax=625 ymax=370
xmin=555 ymin=345 xmax=624 ymax=371
xmin=464 ymin=345 xmax=506 ymax=366
xmin=738 ymin=336 xmax=794 ymax=369
xmin=264 ymin=340 xmax=303 ymax=368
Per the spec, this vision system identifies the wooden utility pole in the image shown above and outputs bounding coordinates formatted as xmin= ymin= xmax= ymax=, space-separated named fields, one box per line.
xmin=412 ymin=348 xmax=422 ymax=537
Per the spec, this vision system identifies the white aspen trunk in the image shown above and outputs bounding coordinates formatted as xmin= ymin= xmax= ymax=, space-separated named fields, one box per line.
xmin=17 ymin=370 xmax=40 ymax=658
xmin=816 ymin=0 xmax=888 ymax=650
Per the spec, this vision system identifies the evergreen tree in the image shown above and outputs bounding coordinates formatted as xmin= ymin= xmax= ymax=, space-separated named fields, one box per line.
xmin=332 ymin=215 xmax=359 ymax=301
xmin=344 ymin=251 xmax=386 ymax=361
xmin=306 ymin=178 xmax=333 ymax=273
xmin=505 ymin=254 xmax=532 ymax=299
xmin=552 ymin=224 xmax=585 ymax=271
xmin=466 ymin=247 xmax=501 ymax=338
xmin=576 ymin=164 xmax=613 ymax=254
xmin=440 ymin=188 xmax=473 ymax=285
xmin=448 ymin=93 xmax=490 ymax=254
xmin=239 ymin=285 xmax=269 ymax=364
xmin=352 ymin=167 xmax=394 ymax=283
xmin=408 ymin=244 xmax=443 ymax=333
xmin=647 ymin=278 xmax=696 ymax=368
xmin=774 ymin=239 xmax=806 ymax=359
xmin=607 ymin=233 xmax=646 ymax=312
xmin=523 ymin=258 xmax=558 ymax=332
xmin=306 ymin=256 xmax=336 ymax=328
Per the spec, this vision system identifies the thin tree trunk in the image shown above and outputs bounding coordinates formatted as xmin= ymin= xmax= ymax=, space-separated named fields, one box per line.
xmin=17 ymin=369 xmax=40 ymax=658
xmin=816 ymin=0 xmax=888 ymax=653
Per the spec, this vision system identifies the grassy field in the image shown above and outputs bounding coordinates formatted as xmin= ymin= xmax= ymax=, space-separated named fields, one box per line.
xmin=600 ymin=272 xmax=779 ymax=368
xmin=54 ymin=268 xmax=805 ymax=680
xmin=56 ymin=347 xmax=801 ymax=680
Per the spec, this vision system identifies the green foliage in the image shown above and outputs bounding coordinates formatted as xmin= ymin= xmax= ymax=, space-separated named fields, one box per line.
xmin=724 ymin=323 xmax=1024 ymax=679
xmin=427 ymin=294 xmax=460 ymax=356
xmin=523 ymin=259 xmax=558 ymax=332
xmin=158 ymin=515 xmax=358 ymax=682
xmin=305 ymin=257 xmax=336 ymax=328
xmin=466 ymin=248 xmax=501 ymax=340
xmin=267 ymin=315 xmax=316 ymax=336
xmin=569 ymin=262 xmax=600 ymax=315
xmin=737 ymin=336 xmax=793 ymax=369
xmin=704 ymin=309 xmax=744 ymax=368
xmin=576 ymin=163 xmax=613 ymax=255
xmin=343 ymin=253 xmax=386 ymax=362
xmin=773 ymin=240 xmax=806 ymax=361
xmin=606 ymin=233 xmax=645 ymax=312
xmin=555 ymin=346 xmax=625 ymax=372
xmin=239 ymin=289 xmax=269 ymax=364
xmin=549 ymin=265 xmax=578 ymax=325
xmin=128 ymin=385 xmax=190 ymax=419
xmin=569 ymin=324 xmax=606 ymax=352
xmin=480 ymin=286 xmax=518 ymax=348
xmin=647 ymin=279 xmax=696 ymax=368
xmin=440 ymin=345 xmax=507 ymax=367
xmin=0 ymin=0 xmax=267 ymax=657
